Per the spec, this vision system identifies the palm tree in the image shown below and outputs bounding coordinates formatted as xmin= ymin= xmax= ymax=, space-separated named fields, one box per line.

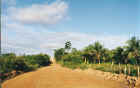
xmin=122 ymin=49 xmax=129 ymax=64
xmin=82 ymin=51 xmax=90 ymax=64
xmin=84 ymin=44 xmax=95 ymax=64
xmin=113 ymin=46 xmax=129 ymax=64
xmin=109 ymin=50 xmax=115 ymax=65
xmin=84 ymin=44 xmax=95 ymax=52
xmin=93 ymin=42 xmax=104 ymax=64
xmin=113 ymin=47 xmax=124 ymax=64
xmin=84 ymin=42 xmax=104 ymax=64
xmin=126 ymin=36 xmax=140 ymax=65
xmin=101 ymin=48 xmax=109 ymax=63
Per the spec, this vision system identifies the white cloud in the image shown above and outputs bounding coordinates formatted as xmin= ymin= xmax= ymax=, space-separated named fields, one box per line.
xmin=8 ymin=0 xmax=68 ymax=25
xmin=39 ymin=32 xmax=129 ymax=50
xmin=2 ymin=21 xmax=129 ymax=56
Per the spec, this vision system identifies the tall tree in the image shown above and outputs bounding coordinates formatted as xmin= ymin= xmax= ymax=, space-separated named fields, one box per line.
xmin=113 ymin=47 xmax=123 ymax=64
xmin=113 ymin=47 xmax=129 ymax=64
xmin=82 ymin=51 xmax=95 ymax=64
xmin=126 ymin=36 xmax=140 ymax=64
xmin=93 ymin=42 xmax=104 ymax=64
xmin=65 ymin=41 xmax=72 ymax=53
xmin=101 ymin=48 xmax=109 ymax=63
xmin=84 ymin=42 xmax=104 ymax=64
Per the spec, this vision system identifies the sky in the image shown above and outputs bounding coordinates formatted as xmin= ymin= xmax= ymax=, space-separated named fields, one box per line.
xmin=1 ymin=0 xmax=140 ymax=56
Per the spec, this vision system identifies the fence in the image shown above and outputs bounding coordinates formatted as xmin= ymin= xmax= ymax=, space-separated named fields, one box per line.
xmin=110 ymin=63 xmax=140 ymax=78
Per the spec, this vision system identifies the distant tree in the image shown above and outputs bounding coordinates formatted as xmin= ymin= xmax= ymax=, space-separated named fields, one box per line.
xmin=65 ymin=41 xmax=72 ymax=53
xmin=2 ymin=53 xmax=16 ymax=59
xmin=71 ymin=48 xmax=82 ymax=56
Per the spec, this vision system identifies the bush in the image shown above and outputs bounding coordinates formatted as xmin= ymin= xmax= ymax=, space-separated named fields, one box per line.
xmin=13 ymin=57 xmax=32 ymax=72
xmin=63 ymin=54 xmax=83 ymax=64
xmin=34 ymin=54 xmax=51 ymax=66
xmin=60 ymin=54 xmax=84 ymax=69
xmin=54 ymin=48 xmax=65 ymax=62
xmin=0 ymin=57 xmax=15 ymax=74
xmin=24 ymin=54 xmax=51 ymax=67
xmin=0 ymin=53 xmax=51 ymax=82
xmin=79 ymin=64 xmax=88 ymax=70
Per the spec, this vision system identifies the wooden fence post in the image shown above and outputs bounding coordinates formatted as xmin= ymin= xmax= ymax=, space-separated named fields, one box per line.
xmin=119 ymin=63 xmax=121 ymax=74
xmin=138 ymin=66 xmax=139 ymax=78
xmin=124 ymin=66 xmax=127 ymax=75
xmin=128 ymin=65 xmax=131 ymax=76
xmin=111 ymin=62 xmax=114 ymax=73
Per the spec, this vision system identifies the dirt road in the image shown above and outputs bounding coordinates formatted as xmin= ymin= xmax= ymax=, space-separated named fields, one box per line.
xmin=2 ymin=64 xmax=126 ymax=88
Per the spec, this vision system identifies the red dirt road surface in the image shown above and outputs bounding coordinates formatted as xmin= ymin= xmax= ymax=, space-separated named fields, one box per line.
xmin=2 ymin=64 xmax=127 ymax=88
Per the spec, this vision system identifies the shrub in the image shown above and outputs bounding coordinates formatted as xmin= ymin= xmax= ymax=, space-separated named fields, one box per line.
xmin=24 ymin=54 xmax=51 ymax=67
xmin=54 ymin=48 xmax=65 ymax=62
xmin=34 ymin=54 xmax=51 ymax=66
xmin=79 ymin=64 xmax=88 ymax=70
xmin=63 ymin=54 xmax=83 ymax=64
xmin=0 ymin=57 xmax=15 ymax=73
xmin=13 ymin=57 xmax=32 ymax=72
xmin=60 ymin=54 xmax=84 ymax=69
xmin=0 ymin=53 xmax=51 ymax=82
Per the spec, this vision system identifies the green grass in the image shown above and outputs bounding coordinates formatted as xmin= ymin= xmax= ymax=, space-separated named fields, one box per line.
xmin=59 ymin=61 xmax=140 ymax=77
xmin=58 ymin=61 xmax=88 ymax=70
xmin=89 ymin=63 xmax=140 ymax=76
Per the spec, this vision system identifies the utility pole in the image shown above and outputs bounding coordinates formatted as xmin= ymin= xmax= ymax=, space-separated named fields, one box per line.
xmin=0 ymin=0 xmax=1 ymax=56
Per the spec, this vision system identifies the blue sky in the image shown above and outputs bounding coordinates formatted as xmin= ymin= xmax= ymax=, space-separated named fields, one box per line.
xmin=68 ymin=0 xmax=139 ymax=34
xmin=2 ymin=0 xmax=140 ymax=56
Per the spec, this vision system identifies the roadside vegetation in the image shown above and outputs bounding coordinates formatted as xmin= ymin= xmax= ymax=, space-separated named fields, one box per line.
xmin=0 ymin=53 xmax=51 ymax=83
xmin=54 ymin=37 xmax=140 ymax=77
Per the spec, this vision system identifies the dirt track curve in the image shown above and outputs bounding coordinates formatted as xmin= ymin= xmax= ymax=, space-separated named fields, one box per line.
xmin=2 ymin=63 xmax=127 ymax=88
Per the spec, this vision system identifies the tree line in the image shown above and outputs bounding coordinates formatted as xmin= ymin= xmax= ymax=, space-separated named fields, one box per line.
xmin=54 ymin=36 xmax=140 ymax=66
